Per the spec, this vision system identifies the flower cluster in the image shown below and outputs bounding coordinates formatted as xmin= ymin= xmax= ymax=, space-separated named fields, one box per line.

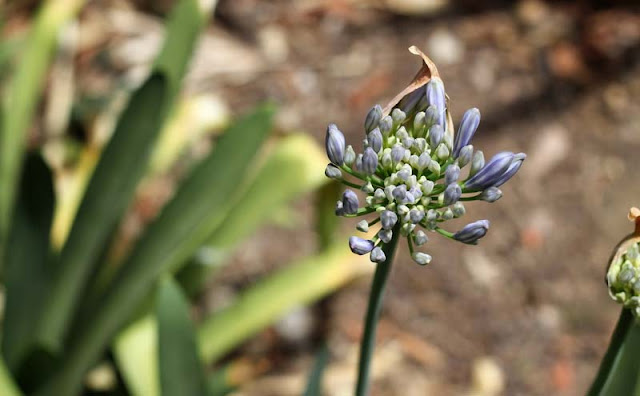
xmin=324 ymin=75 xmax=525 ymax=265
xmin=607 ymin=241 xmax=640 ymax=317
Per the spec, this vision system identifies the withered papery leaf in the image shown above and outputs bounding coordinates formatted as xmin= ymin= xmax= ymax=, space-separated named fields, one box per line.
xmin=382 ymin=46 xmax=439 ymax=115
xmin=383 ymin=46 xmax=455 ymax=138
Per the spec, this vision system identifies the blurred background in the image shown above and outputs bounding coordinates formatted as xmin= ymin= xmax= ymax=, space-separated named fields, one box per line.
xmin=3 ymin=0 xmax=640 ymax=395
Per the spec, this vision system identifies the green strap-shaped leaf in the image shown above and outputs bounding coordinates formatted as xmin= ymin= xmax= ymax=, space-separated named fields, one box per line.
xmin=587 ymin=309 xmax=640 ymax=395
xmin=38 ymin=105 xmax=274 ymax=396
xmin=113 ymin=316 xmax=159 ymax=396
xmin=37 ymin=0 xmax=213 ymax=353
xmin=198 ymin=241 xmax=367 ymax=363
xmin=177 ymin=133 xmax=328 ymax=295
xmin=115 ymin=132 xmax=326 ymax=393
xmin=0 ymin=0 xmax=84 ymax=256
xmin=157 ymin=279 xmax=207 ymax=396
xmin=2 ymin=154 xmax=54 ymax=371
xmin=0 ymin=356 xmax=21 ymax=396
xmin=37 ymin=72 xmax=168 ymax=352
xmin=314 ymin=182 xmax=342 ymax=251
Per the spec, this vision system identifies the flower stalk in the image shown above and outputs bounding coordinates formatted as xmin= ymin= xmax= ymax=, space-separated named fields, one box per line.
xmin=355 ymin=225 xmax=401 ymax=396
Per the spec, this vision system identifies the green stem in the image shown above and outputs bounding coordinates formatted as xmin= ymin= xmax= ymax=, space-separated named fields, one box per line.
xmin=434 ymin=227 xmax=454 ymax=239
xmin=355 ymin=225 xmax=401 ymax=396
xmin=344 ymin=208 xmax=378 ymax=218
xmin=340 ymin=179 xmax=363 ymax=189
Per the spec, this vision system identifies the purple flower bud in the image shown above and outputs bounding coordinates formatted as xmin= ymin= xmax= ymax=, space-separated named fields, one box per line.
xmin=464 ymin=151 xmax=514 ymax=191
xmin=428 ymin=160 xmax=440 ymax=177
xmin=409 ymin=186 xmax=422 ymax=199
xmin=469 ymin=150 xmax=484 ymax=177
xmin=414 ymin=138 xmax=427 ymax=152
xmin=453 ymin=108 xmax=481 ymax=157
xmin=452 ymin=202 xmax=465 ymax=217
xmin=413 ymin=230 xmax=428 ymax=246
xmin=384 ymin=185 xmax=395 ymax=201
xmin=417 ymin=153 xmax=431 ymax=172
xmin=342 ymin=189 xmax=359 ymax=214
xmin=443 ymin=183 xmax=462 ymax=206
xmin=325 ymin=164 xmax=342 ymax=180
xmin=444 ymin=164 xmax=460 ymax=185
xmin=421 ymin=179 xmax=434 ymax=194
xmin=453 ymin=220 xmax=490 ymax=245
xmin=409 ymin=208 xmax=425 ymax=223
xmin=391 ymin=145 xmax=405 ymax=164
xmin=424 ymin=105 xmax=438 ymax=128
xmin=380 ymin=210 xmax=398 ymax=230
xmin=356 ymin=220 xmax=369 ymax=232
xmin=413 ymin=112 xmax=426 ymax=133
xmin=412 ymin=252 xmax=432 ymax=266
xmin=402 ymin=191 xmax=416 ymax=204
xmin=349 ymin=236 xmax=375 ymax=255
xmin=397 ymin=168 xmax=411 ymax=181
xmin=436 ymin=144 xmax=450 ymax=161
xmin=378 ymin=229 xmax=393 ymax=243
xmin=492 ymin=153 xmax=526 ymax=187
xmin=379 ymin=115 xmax=393 ymax=135
xmin=392 ymin=184 xmax=407 ymax=201
xmin=426 ymin=77 xmax=446 ymax=126
xmin=361 ymin=181 xmax=374 ymax=194
xmin=396 ymin=127 xmax=409 ymax=141
xmin=398 ymin=89 xmax=424 ymax=114
xmin=457 ymin=145 xmax=473 ymax=168
xmin=361 ymin=147 xmax=378 ymax=175
xmin=403 ymin=137 xmax=415 ymax=149
xmin=477 ymin=187 xmax=502 ymax=202
xmin=364 ymin=104 xmax=383 ymax=133
xmin=429 ymin=124 xmax=444 ymax=148
xmin=370 ymin=246 xmax=386 ymax=263
xmin=391 ymin=108 xmax=406 ymax=125
xmin=325 ymin=124 xmax=346 ymax=165
xmin=368 ymin=128 xmax=383 ymax=153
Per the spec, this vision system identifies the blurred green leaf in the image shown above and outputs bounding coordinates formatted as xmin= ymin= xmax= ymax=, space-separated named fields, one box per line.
xmin=153 ymin=0 xmax=208 ymax=100
xmin=0 ymin=356 xmax=21 ymax=396
xmin=207 ymin=133 xmax=327 ymax=251
xmin=40 ymin=105 xmax=274 ymax=395
xmin=2 ymin=154 xmax=54 ymax=371
xmin=38 ymin=0 xmax=215 ymax=354
xmin=37 ymin=72 xmax=169 ymax=353
xmin=178 ymin=133 xmax=328 ymax=295
xmin=0 ymin=0 xmax=85 ymax=255
xmin=157 ymin=278 xmax=207 ymax=396
xmin=198 ymin=241 xmax=370 ymax=363
xmin=587 ymin=309 xmax=640 ymax=396
xmin=113 ymin=316 xmax=159 ymax=396
xmin=315 ymin=182 xmax=341 ymax=251
xmin=303 ymin=345 xmax=329 ymax=396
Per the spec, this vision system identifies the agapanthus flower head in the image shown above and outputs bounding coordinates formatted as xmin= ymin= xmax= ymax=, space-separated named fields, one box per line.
xmin=323 ymin=47 xmax=525 ymax=266
xmin=607 ymin=240 xmax=640 ymax=317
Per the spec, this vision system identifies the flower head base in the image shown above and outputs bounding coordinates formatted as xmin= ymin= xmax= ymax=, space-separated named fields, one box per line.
xmin=324 ymin=48 xmax=525 ymax=266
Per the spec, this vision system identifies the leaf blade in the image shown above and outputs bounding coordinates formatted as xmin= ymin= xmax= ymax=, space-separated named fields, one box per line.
xmin=157 ymin=279 xmax=207 ymax=396
xmin=41 ymin=105 xmax=274 ymax=395
xmin=37 ymin=72 xmax=169 ymax=352
xmin=2 ymin=154 xmax=55 ymax=371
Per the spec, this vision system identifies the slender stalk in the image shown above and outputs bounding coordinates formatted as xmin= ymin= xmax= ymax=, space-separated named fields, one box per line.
xmin=355 ymin=225 xmax=401 ymax=396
